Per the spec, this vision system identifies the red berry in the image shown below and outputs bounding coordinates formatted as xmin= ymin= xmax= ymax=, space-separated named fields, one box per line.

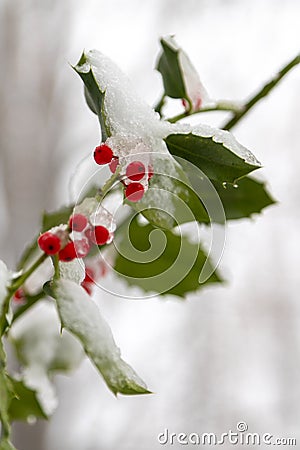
xmin=14 ymin=288 xmax=24 ymax=300
xmin=93 ymin=226 xmax=110 ymax=245
xmin=81 ymin=281 xmax=93 ymax=296
xmin=38 ymin=232 xmax=61 ymax=255
xmin=148 ymin=164 xmax=154 ymax=180
xmin=126 ymin=161 xmax=146 ymax=181
xmin=85 ymin=226 xmax=110 ymax=245
xmin=93 ymin=143 xmax=114 ymax=165
xmin=109 ymin=157 xmax=119 ymax=173
xmin=13 ymin=288 xmax=26 ymax=303
xmin=182 ymin=98 xmax=189 ymax=110
xmin=125 ymin=183 xmax=145 ymax=202
xmin=69 ymin=214 xmax=88 ymax=232
xmin=59 ymin=241 xmax=77 ymax=262
xmin=84 ymin=267 xmax=95 ymax=283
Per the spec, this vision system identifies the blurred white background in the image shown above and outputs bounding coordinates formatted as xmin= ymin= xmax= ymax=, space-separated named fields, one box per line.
xmin=1 ymin=0 xmax=300 ymax=449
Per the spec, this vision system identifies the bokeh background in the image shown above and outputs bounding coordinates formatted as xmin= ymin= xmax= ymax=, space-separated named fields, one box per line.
xmin=1 ymin=0 xmax=300 ymax=449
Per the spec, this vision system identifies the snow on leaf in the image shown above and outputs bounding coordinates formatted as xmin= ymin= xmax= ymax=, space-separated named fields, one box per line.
xmin=21 ymin=368 xmax=56 ymax=416
xmin=192 ymin=124 xmax=261 ymax=167
xmin=74 ymin=49 xmax=263 ymax=221
xmin=53 ymin=279 xmax=150 ymax=395
xmin=165 ymin=124 xmax=261 ymax=183
xmin=75 ymin=50 xmax=171 ymax=141
xmin=179 ymin=50 xmax=209 ymax=111
xmin=73 ymin=197 xmax=99 ymax=217
xmin=85 ymin=50 xmax=170 ymax=139
xmin=59 ymin=258 xmax=85 ymax=285
xmin=157 ymin=36 xmax=210 ymax=111
xmin=75 ymin=49 xmax=260 ymax=177
xmin=8 ymin=378 xmax=48 ymax=421
xmin=10 ymin=302 xmax=84 ymax=415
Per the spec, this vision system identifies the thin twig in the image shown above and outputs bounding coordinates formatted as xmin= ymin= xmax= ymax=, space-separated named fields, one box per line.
xmin=167 ymin=101 xmax=243 ymax=123
xmin=223 ymin=53 xmax=300 ymax=130
xmin=154 ymin=93 xmax=166 ymax=116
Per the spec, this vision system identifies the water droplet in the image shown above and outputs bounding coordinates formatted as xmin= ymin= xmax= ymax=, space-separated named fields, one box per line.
xmin=233 ymin=183 xmax=239 ymax=188
xmin=27 ymin=415 xmax=37 ymax=425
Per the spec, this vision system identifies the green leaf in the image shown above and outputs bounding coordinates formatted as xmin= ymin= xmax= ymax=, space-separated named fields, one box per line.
xmin=128 ymin=155 xmax=209 ymax=229
xmin=8 ymin=379 xmax=47 ymax=421
xmin=0 ymin=371 xmax=14 ymax=447
xmin=16 ymin=237 xmax=39 ymax=271
xmin=13 ymin=319 xmax=84 ymax=377
xmin=129 ymin=155 xmax=274 ymax=229
xmin=11 ymin=305 xmax=84 ymax=416
xmin=114 ymin=217 xmax=222 ymax=298
xmin=174 ymin=160 xmax=275 ymax=222
xmin=10 ymin=291 xmax=45 ymax=326
xmin=52 ymin=279 xmax=150 ymax=396
xmin=73 ymin=52 xmax=109 ymax=141
xmin=0 ymin=261 xmax=9 ymax=319
xmin=0 ymin=438 xmax=16 ymax=450
xmin=156 ymin=36 xmax=209 ymax=112
xmin=42 ymin=205 xmax=73 ymax=232
xmin=165 ymin=132 xmax=261 ymax=183
xmin=212 ymin=176 xmax=276 ymax=220
xmin=0 ymin=342 xmax=14 ymax=448
xmin=0 ymin=262 xmax=14 ymax=446
xmin=157 ymin=37 xmax=187 ymax=101
xmin=17 ymin=205 xmax=74 ymax=270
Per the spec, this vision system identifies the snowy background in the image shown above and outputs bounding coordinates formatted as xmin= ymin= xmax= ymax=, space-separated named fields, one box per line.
xmin=0 ymin=0 xmax=300 ymax=449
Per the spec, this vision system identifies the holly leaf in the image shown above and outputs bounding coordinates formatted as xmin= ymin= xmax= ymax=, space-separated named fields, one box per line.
xmin=174 ymin=159 xmax=275 ymax=222
xmin=157 ymin=37 xmax=186 ymax=101
xmin=0 ymin=438 xmax=16 ymax=450
xmin=128 ymin=155 xmax=210 ymax=229
xmin=114 ymin=217 xmax=222 ymax=298
xmin=11 ymin=304 xmax=84 ymax=416
xmin=129 ymin=154 xmax=272 ymax=229
xmin=156 ymin=36 xmax=208 ymax=111
xmin=42 ymin=205 xmax=73 ymax=232
xmin=16 ymin=237 xmax=39 ymax=271
xmin=52 ymin=279 xmax=150 ymax=396
xmin=165 ymin=131 xmax=261 ymax=183
xmin=8 ymin=379 xmax=47 ymax=422
xmin=0 ymin=262 xmax=15 ymax=447
xmin=0 ymin=312 xmax=15 ymax=450
xmin=0 ymin=365 xmax=15 ymax=449
xmin=212 ymin=176 xmax=276 ymax=220
xmin=73 ymin=52 xmax=109 ymax=141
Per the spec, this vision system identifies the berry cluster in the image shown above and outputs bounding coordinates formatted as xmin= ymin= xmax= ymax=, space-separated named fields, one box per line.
xmin=37 ymin=140 xmax=154 ymax=291
xmin=93 ymin=142 xmax=154 ymax=203
xmin=38 ymin=209 xmax=115 ymax=262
